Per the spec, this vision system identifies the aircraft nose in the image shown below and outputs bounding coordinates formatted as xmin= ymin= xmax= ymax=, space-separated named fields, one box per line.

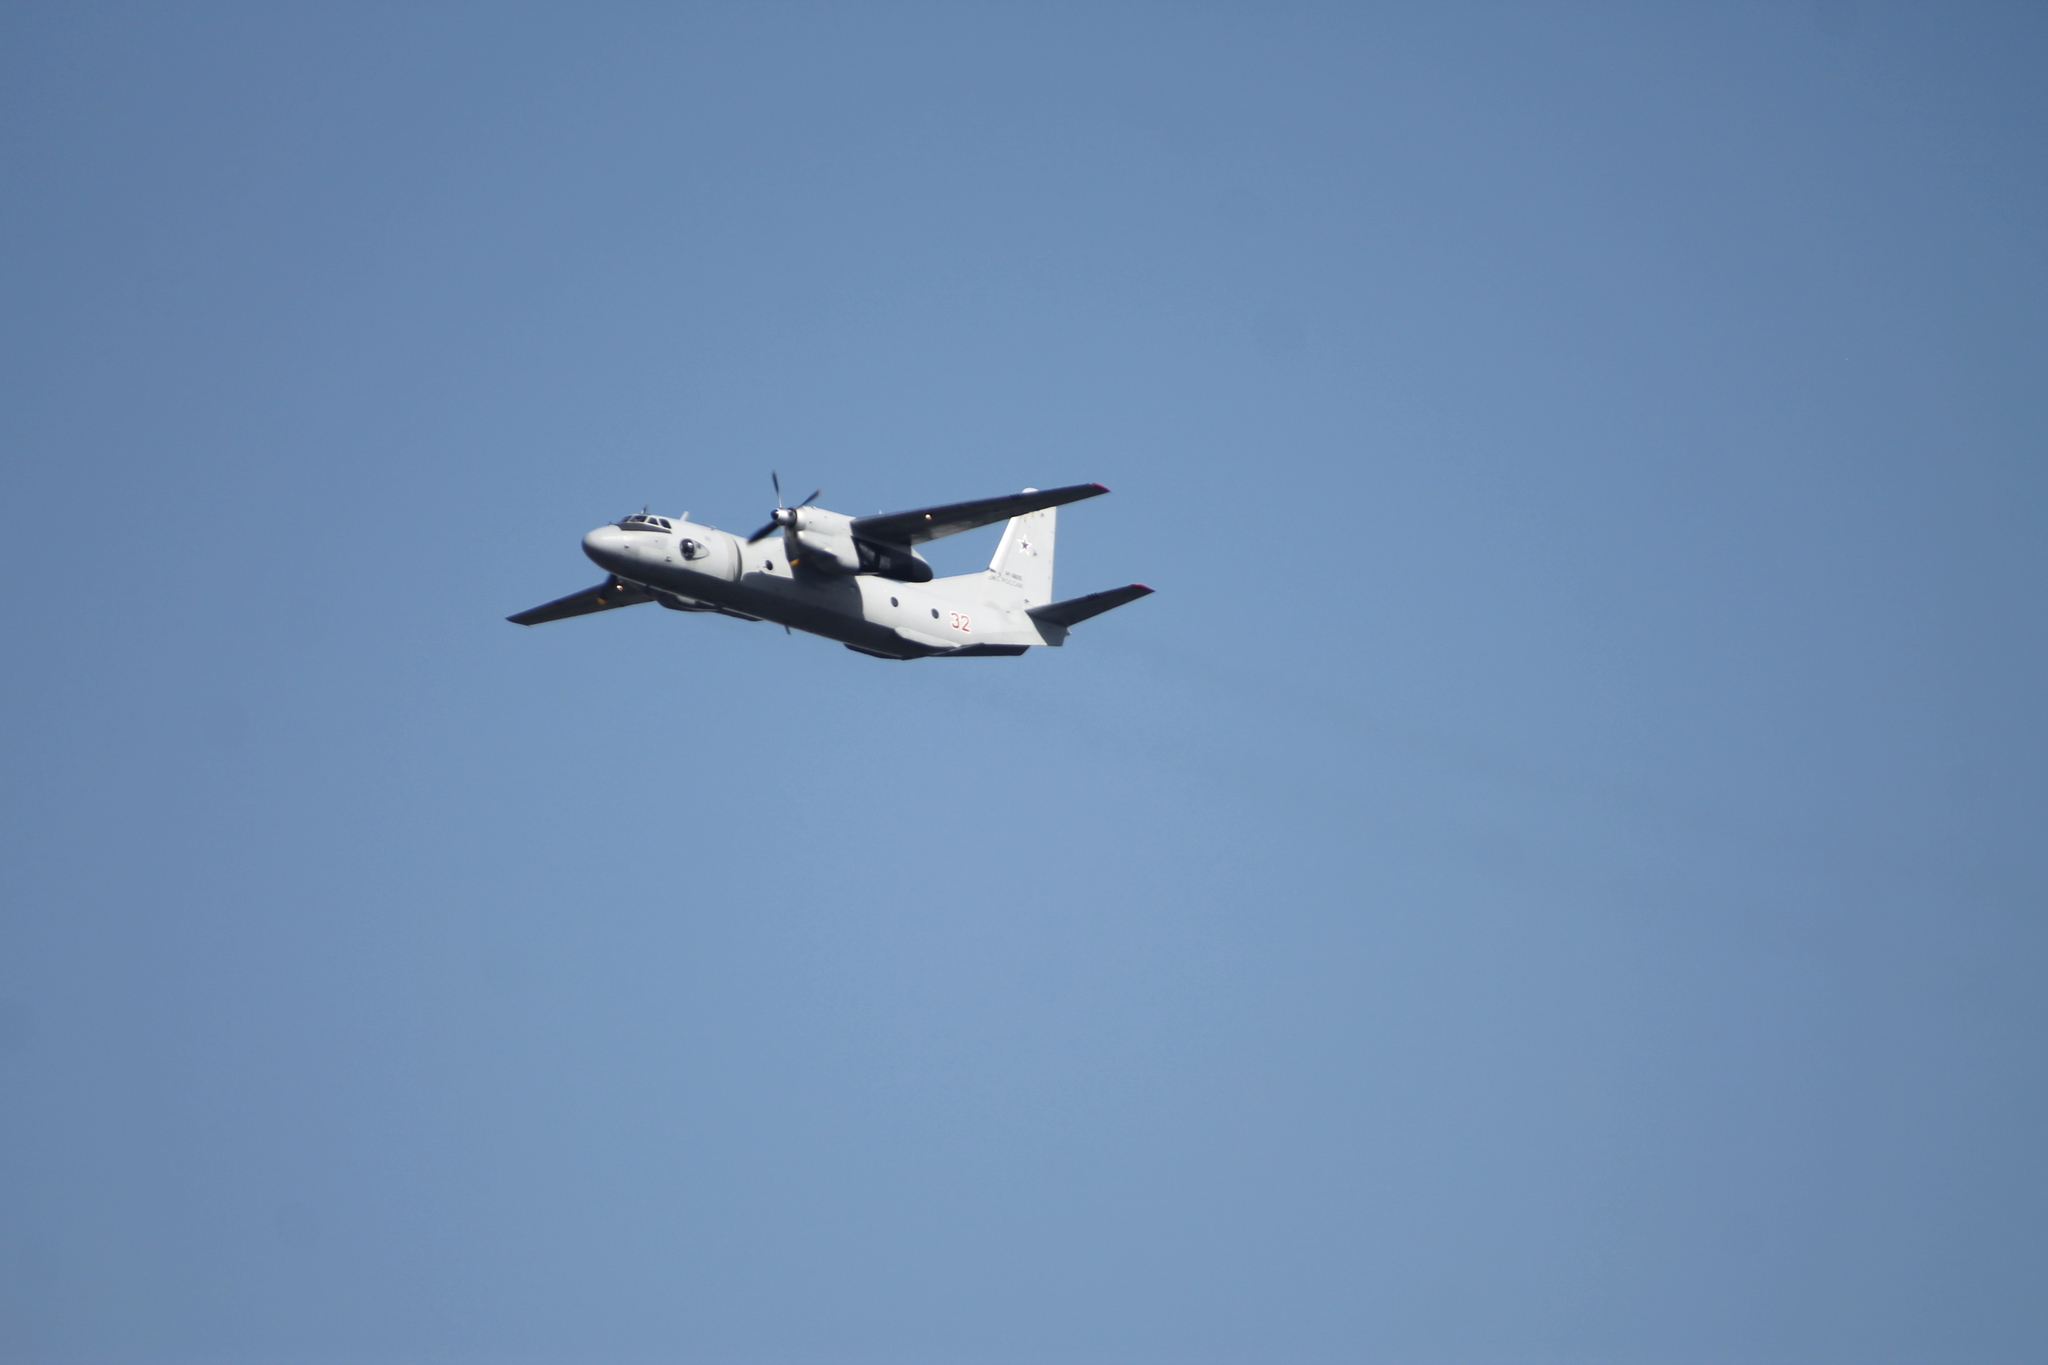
xmin=582 ymin=525 xmax=625 ymax=565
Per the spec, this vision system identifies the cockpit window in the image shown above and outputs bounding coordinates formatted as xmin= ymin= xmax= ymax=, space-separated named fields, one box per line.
xmin=621 ymin=514 xmax=673 ymax=532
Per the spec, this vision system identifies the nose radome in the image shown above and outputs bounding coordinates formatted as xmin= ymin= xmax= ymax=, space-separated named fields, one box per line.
xmin=582 ymin=525 xmax=625 ymax=564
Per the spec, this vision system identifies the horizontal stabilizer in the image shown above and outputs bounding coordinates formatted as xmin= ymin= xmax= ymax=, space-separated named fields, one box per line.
xmin=853 ymin=483 xmax=1108 ymax=547
xmin=507 ymin=577 xmax=652 ymax=625
xmin=1027 ymin=583 xmax=1154 ymax=629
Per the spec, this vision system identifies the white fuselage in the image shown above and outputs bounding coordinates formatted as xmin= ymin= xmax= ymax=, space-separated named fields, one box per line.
xmin=581 ymin=518 xmax=1049 ymax=659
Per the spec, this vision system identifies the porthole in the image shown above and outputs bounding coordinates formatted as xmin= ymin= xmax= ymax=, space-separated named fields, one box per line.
xmin=890 ymin=597 xmax=899 ymax=607
xmin=931 ymin=608 xmax=939 ymax=619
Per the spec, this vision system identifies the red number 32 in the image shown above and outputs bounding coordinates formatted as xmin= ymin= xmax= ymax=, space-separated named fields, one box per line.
xmin=948 ymin=612 xmax=971 ymax=632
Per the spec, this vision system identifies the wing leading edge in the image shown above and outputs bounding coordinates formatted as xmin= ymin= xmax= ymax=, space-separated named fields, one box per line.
xmin=851 ymin=482 xmax=1108 ymax=547
xmin=507 ymin=577 xmax=653 ymax=625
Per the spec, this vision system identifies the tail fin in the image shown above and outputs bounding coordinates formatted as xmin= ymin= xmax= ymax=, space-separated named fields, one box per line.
xmin=986 ymin=491 xmax=1056 ymax=604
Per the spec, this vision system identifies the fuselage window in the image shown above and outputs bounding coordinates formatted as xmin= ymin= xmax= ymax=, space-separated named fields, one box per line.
xmin=931 ymin=608 xmax=939 ymax=618
xmin=890 ymin=597 xmax=898 ymax=607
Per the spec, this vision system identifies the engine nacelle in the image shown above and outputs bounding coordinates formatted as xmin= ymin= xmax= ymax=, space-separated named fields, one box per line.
xmin=786 ymin=507 xmax=932 ymax=581
xmin=793 ymin=526 xmax=862 ymax=574
xmin=855 ymin=537 xmax=933 ymax=582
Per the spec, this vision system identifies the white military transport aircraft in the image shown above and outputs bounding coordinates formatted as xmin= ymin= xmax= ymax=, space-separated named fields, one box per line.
xmin=508 ymin=477 xmax=1152 ymax=659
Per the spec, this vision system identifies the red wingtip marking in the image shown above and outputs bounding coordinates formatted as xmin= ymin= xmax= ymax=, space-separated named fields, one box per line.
xmin=1090 ymin=483 xmax=1109 ymax=492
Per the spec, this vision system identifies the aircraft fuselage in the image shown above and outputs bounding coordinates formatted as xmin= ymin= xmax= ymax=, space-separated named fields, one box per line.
xmin=581 ymin=518 xmax=1038 ymax=659
xmin=509 ymin=483 xmax=1149 ymax=659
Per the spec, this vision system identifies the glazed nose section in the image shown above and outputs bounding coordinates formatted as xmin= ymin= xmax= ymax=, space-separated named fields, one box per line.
xmin=582 ymin=525 xmax=626 ymax=566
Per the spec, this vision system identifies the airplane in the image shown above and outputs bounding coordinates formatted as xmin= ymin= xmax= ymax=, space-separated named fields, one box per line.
xmin=508 ymin=476 xmax=1152 ymax=660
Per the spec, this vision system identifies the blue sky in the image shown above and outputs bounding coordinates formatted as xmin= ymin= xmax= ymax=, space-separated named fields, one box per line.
xmin=2 ymin=4 xmax=2044 ymax=1362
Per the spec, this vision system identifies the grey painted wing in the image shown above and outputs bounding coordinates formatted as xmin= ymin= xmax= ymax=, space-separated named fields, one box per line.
xmin=506 ymin=578 xmax=653 ymax=625
xmin=851 ymin=483 xmax=1108 ymax=547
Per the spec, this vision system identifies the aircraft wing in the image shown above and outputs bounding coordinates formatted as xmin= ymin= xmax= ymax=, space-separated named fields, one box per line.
xmin=851 ymin=483 xmax=1108 ymax=547
xmin=506 ymin=577 xmax=653 ymax=625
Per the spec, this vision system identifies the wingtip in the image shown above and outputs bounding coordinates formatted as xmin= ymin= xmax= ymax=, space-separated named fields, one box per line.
xmin=1133 ymin=583 xmax=1154 ymax=593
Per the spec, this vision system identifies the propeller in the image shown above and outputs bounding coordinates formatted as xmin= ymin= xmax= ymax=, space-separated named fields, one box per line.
xmin=747 ymin=470 xmax=822 ymax=542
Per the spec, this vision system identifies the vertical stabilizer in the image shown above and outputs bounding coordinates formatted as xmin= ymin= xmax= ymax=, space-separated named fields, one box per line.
xmin=986 ymin=491 xmax=1056 ymax=604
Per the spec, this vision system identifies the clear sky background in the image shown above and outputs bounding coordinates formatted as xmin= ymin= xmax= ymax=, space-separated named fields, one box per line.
xmin=2 ymin=4 xmax=2044 ymax=1363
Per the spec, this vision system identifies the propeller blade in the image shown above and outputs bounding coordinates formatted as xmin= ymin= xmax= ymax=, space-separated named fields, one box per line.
xmin=745 ymin=472 xmax=812 ymax=541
